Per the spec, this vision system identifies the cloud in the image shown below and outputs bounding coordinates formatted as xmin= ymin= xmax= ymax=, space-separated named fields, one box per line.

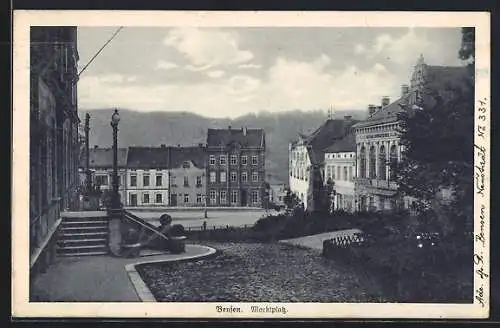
xmin=354 ymin=44 xmax=366 ymax=55
xmin=96 ymin=74 xmax=137 ymax=83
xmin=238 ymin=63 xmax=262 ymax=69
xmin=206 ymin=70 xmax=225 ymax=78
xmin=185 ymin=64 xmax=213 ymax=72
xmin=156 ymin=60 xmax=179 ymax=70
xmin=163 ymin=27 xmax=254 ymax=69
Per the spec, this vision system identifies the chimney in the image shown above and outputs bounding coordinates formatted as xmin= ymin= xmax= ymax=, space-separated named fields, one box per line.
xmin=344 ymin=115 xmax=352 ymax=121
xmin=228 ymin=125 xmax=232 ymax=130
xmin=368 ymin=104 xmax=376 ymax=116
xmin=401 ymin=84 xmax=409 ymax=97
xmin=381 ymin=97 xmax=390 ymax=107
xmin=160 ymin=144 xmax=166 ymax=148
xmin=94 ymin=145 xmax=99 ymax=149
xmin=243 ymin=126 xmax=247 ymax=136
xmin=198 ymin=143 xmax=204 ymax=148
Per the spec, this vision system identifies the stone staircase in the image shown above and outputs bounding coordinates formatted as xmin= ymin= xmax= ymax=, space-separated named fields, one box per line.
xmin=57 ymin=212 xmax=109 ymax=257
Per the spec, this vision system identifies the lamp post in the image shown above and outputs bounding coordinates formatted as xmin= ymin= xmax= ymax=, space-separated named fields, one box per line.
xmin=110 ymin=109 xmax=122 ymax=215
xmin=84 ymin=113 xmax=91 ymax=193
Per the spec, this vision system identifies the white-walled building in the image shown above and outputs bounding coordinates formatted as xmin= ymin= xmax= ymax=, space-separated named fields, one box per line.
xmin=125 ymin=146 xmax=170 ymax=207
xmin=324 ymin=132 xmax=356 ymax=212
xmin=289 ymin=117 xmax=357 ymax=210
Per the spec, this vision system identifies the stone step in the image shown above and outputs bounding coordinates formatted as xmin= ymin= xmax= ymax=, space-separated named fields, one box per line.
xmin=57 ymin=238 xmax=108 ymax=247
xmin=57 ymin=244 xmax=109 ymax=255
xmin=59 ymin=226 xmax=108 ymax=234
xmin=57 ymin=250 xmax=109 ymax=257
xmin=59 ymin=231 xmax=109 ymax=240
xmin=61 ymin=215 xmax=108 ymax=223
xmin=61 ymin=220 xmax=108 ymax=228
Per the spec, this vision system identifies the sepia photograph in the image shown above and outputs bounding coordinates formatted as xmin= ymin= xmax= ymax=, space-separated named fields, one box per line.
xmin=12 ymin=11 xmax=490 ymax=318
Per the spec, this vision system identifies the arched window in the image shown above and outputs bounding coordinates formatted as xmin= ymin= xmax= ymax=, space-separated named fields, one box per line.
xmin=359 ymin=146 xmax=366 ymax=178
xmin=389 ymin=145 xmax=398 ymax=180
xmin=369 ymin=146 xmax=376 ymax=179
xmin=378 ymin=145 xmax=387 ymax=180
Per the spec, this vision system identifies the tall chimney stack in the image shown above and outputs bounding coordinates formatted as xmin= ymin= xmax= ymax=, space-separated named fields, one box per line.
xmin=368 ymin=104 xmax=376 ymax=116
xmin=381 ymin=97 xmax=390 ymax=107
xmin=243 ymin=126 xmax=247 ymax=136
xmin=401 ymin=84 xmax=409 ymax=97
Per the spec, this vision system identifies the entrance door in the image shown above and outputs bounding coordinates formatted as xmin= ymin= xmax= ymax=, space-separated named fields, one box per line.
xmin=170 ymin=194 xmax=177 ymax=206
xmin=130 ymin=194 xmax=137 ymax=206
xmin=241 ymin=189 xmax=248 ymax=206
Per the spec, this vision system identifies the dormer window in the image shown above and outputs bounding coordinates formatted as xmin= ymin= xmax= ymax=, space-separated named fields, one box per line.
xmin=182 ymin=161 xmax=190 ymax=169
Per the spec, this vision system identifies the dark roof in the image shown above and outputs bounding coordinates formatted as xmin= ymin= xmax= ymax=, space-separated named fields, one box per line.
xmin=81 ymin=147 xmax=128 ymax=168
xmin=354 ymin=64 xmax=469 ymax=128
xmin=207 ymin=128 xmax=265 ymax=149
xmin=300 ymin=119 xmax=358 ymax=164
xmin=127 ymin=147 xmax=170 ymax=169
xmin=169 ymin=146 xmax=207 ymax=169
xmin=324 ymin=132 xmax=356 ymax=153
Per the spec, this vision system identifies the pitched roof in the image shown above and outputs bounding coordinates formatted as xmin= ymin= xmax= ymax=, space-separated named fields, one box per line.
xmin=207 ymin=128 xmax=265 ymax=149
xmin=301 ymin=119 xmax=358 ymax=164
xmin=127 ymin=146 xmax=170 ymax=169
xmin=324 ymin=132 xmax=356 ymax=153
xmin=169 ymin=146 xmax=207 ymax=169
xmin=81 ymin=147 xmax=128 ymax=168
xmin=354 ymin=64 xmax=469 ymax=128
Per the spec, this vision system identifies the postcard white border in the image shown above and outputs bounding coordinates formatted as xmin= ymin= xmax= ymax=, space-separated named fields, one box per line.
xmin=12 ymin=10 xmax=491 ymax=318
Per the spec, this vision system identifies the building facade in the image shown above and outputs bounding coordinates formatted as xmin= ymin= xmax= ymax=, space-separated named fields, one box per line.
xmin=324 ymin=132 xmax=356 ymax=212
xmin=352 ymin=55 xmax=466 ymax=212
xmin=169 ymin=146 xmax=207 ymax=207
xmin=206 ymin=127 xmax=266 ymax=207
xmin=79 ymin=146 xmax=128 ymax=204
xmin=265 ymin=174 xmax=286 ymax=206
xmin=289 ymin=117 xmax=357 ymax=210
xmin=30 ymin=26 xmax=80 ymax=276
xmin=125 ymin=146 xmax=171 ymax=207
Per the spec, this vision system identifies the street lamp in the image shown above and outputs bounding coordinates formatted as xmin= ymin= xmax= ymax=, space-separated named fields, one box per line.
xmin=84 ymin=113 xmax=91 ymax=193
xmin=110 ymin=109 xmax=122 ymax=215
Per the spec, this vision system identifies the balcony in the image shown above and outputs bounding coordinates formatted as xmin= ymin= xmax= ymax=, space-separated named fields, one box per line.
xmin=355 ymin=178 xmax=398 ymax=191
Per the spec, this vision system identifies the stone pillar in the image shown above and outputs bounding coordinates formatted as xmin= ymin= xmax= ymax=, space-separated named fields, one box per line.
xmin=108 ymin=216 xmax=122 ymax=256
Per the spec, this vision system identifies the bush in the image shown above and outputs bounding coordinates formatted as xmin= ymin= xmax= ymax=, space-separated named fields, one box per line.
xmin=159 ymin=214 xmax=173 ymax=226
xmin=169 ymin=224 xmax=185 ymax=236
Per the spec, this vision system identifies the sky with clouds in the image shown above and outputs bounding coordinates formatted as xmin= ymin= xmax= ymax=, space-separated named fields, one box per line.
xmin=77 ymin=27 xmax=465 ymax=118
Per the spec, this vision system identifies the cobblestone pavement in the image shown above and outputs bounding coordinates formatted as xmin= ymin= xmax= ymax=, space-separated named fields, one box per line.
xmin=136 ymin=242 xmax=391 ymax=302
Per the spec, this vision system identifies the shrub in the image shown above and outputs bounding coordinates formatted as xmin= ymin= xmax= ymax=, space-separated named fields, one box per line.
xmin=169 ymin=224 xmax=185 ymax=236
xmin=159 ymin=214 xmax=173 ymax=226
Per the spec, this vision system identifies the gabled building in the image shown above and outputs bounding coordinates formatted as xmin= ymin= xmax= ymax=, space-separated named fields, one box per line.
xmin=289 ymin=116 xmax=357 ymax=209
xmin=126 ymin=146 xmax=171 ymax=207
xmin=169 ymin=145 xmax=207 ymax=207
xmin=324 ymin=131 xmax=356 ymax=212
xmin=206 ymin=126 xmax=266 ymax=207
xmin=352 ymin=54 xmax=468 ymax=212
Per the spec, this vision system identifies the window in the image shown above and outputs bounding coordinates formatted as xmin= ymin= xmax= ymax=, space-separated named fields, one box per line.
xmin=369 ymin=146 xmax=376 ymax=179
xmin=252 ymin=171 xmax=259 ymax=182
xmin=379 ymin=145 xmax=387 ymax=180
xmin=184 ymin=194 xmax=189 ymax=203
xmin=326 ymin=166 xmax=332 ymax=180
xmin=252 ymin=155 xmax=258 ymax=165
xmin=359 ymin=146 xmax=366 ymax=179
xmin=231 ymin=171 xmax=237 ymax=182
xmin=143 ymin=193 xmax=150 ymax=204
xmin=156 ymin=193 xmax=162 ymax=203
xmin=389 ymin=145 xmax=398 ymax=180
xmin=220 ymin=191 xmax=227 ymax=204
xmin=170 ymin=175 xmax=176 ymax=186
xmin=183 ymin=176 xmax=189 ymax=187
xmin=220 ymin=171 xmax=227 ymax=182
xmin=210 ymin=171 xmax=216 ymax=183
xmin=241 ymin=156 xmax=248 ymax=165
xmin=251 ymin=190 xmax=259 ymax=204
xmin=143 ymin=174 xmax=150 ymax=187
xmin=220 ymin=155 xmax=227 ymax=165
xmin=230 ymin=155 xmax=238 ymax=165
xmin=130 ymin=174 xmax=137 ymax=187
xmin=231 ymin=190 xmax=238 ymax=203
xmin=343 ymin=166 xmax=348 ymax=181
xmin=196 ymin=176 xmax=202 ymax=187
xmin=209 ymin=189 xmax=216 ymax=203
xmin=209 ymin=155 xmax=216 ymax=166
xmin=332 ymin=166 xmax=336 ymax=179
xmin=156 ymin=174 xmax=162 ymax=186
xmin=196 ymin=194 xmax=202 ymax=204
xmin=96 ymin=175 xmax=108 ymax=186
xmin=349 ymin=166 xmax=353 ymax=181
xmin=241 ymin=171 xmax=248 ymax=183
xmin=183 ymin=161 xmax=190 ymax=169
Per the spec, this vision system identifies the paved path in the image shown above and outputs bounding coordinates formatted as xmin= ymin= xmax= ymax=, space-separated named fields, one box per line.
xmin=31 ymin=244 xmax=214 ymax=302
xmin=279 ymin=229 xmax=362 ymax=251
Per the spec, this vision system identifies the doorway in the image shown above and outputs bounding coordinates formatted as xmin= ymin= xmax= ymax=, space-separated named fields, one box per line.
xmin=241 ymin=189 xmax=247 ymax=206
xmin=130 ymin=194 xmax=137 ymax=206
xmin=170 ymin=194 xmax=177 ymax=206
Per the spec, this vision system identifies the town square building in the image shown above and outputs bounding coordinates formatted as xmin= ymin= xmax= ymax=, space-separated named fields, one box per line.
xmin=206 ymin=127 xmax=266 ymax=207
